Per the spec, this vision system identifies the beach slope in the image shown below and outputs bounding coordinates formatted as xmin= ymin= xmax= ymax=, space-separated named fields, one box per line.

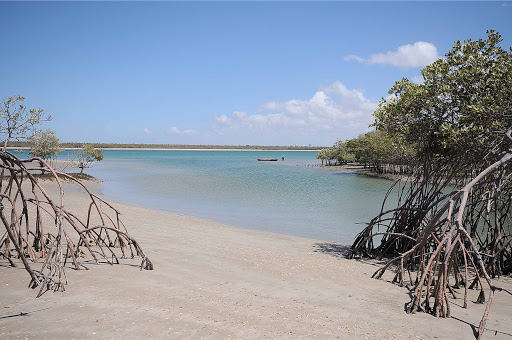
xmin=1 ymin=183 xmax=511 ymax=339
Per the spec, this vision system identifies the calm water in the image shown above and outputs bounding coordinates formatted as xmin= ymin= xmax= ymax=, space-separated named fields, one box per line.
xmin=13 ymin=149 xmax=395 ymax=244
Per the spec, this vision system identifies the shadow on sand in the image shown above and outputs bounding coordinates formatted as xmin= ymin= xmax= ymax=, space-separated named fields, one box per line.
xmin=0 ymin=307 xmax=50 ymax=320
xmin=312 ymin=242 xmax=350 ymax=258
xmin=312 ymin=242 xmax=386 ymax=268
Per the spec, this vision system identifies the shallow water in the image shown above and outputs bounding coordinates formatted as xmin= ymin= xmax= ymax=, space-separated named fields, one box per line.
xmin=12 ymin=149 xmax=396 ymax=243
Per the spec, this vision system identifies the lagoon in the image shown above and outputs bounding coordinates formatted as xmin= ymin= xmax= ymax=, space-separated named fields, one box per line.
xmin=14 ymin=149 xmax=395 ymax=244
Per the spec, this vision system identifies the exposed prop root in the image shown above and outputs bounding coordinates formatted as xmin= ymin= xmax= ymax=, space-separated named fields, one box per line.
xmin=0 ymin=151 xmax=153 ymax=297
xmin=349 ymin=127 xmax=512 ymax=339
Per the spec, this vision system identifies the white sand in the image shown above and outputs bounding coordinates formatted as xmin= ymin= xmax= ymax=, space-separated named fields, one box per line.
xmin=1 ymin=182 xmax=511 ymax=339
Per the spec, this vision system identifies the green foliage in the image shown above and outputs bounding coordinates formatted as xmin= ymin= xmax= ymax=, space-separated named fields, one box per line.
xmin=315 ymin=148 xmax=331 ymax=165
xmin=315 ymin=147 xmax=337 ymax=166
xmin=28 ymin=129 xmax=61 ymax=160
xmin=345 ymin=131 xmax=414 ymax=174
xmin=316 ymin=140 xmax=355 ymax=166
xmin=318 ymin=131 xmax=414 ymax=174
xmin=333 ymin=139 xmax=355 ymax=164
xmin=73 ymin=144 xmax=103 ymax=174
xmin=373 ymin=30 xmax=512 ymax=165
xmin=0 ymin=95 xmax=51 ymax=149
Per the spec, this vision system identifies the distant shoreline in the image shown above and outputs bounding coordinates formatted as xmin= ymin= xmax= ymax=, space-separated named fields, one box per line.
xmin=102 ymin=148 xmax=320 ymax=152
xmin=9 ymin=147 xmax=321 ymax=152
xmin=7 ymin=143 xmax=325 ymax=151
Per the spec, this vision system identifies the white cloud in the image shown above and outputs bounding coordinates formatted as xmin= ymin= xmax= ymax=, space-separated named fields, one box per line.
xmin=143 ymin=128 xmax=153 ymax=135
xmin=370 ymin=41 xmax=439 ymax=68
xmin=169 ymin=126 xmax=198 ymax=135
xmin=344 ymin=41 xmax=439 ymax=69
xmin=213 ymin=81 xmax=378 ymax=141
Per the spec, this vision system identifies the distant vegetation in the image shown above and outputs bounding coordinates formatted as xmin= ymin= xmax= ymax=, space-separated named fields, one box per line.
xmin=73 ymin=144 xmax=103 ymax=174
xmin=28 ymin=128 xmax=61 ymax=170
xmin=316 ymin=131 xmax=414 ymax=175
xmin=9 ymin=141 xmax=324 ymax=151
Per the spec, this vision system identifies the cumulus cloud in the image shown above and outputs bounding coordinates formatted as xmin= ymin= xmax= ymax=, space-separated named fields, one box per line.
xmin=370 ymin=41 xmax=439 ymax=67
xmin=344 ymin=41 xmax=439 ymax=68
xmin=213 ymin=81 xmax=378 ymax=140
xmin=169 ymin=126 xmax=198 ymax=135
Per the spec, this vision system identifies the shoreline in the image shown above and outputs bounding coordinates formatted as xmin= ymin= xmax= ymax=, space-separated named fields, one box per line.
xmin=1 ymin=181 xmax=511 ymax=339
xmin=7 ymin=146 xmax=323 ymax=152
xmin=314 ymin=163 xmax=410 ymax=181
xmin=101 ymin=148 xmax=321 ymax=152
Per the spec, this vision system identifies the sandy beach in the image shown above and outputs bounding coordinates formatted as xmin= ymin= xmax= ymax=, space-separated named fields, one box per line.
xmin=1 ymin=181 xmax=511 ymax=340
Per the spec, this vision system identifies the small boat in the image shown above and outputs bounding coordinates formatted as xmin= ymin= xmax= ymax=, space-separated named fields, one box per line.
xmin=257 ymin=158 xmax=278 ymax=161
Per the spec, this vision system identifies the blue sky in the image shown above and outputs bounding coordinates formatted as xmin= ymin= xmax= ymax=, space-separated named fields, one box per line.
xmin=1 ymin=1 xmax=511 ymax=146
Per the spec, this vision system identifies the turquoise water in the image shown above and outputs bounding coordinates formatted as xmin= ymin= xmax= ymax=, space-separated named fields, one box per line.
xmin=12 ymin=149 xmax=395 ymax=244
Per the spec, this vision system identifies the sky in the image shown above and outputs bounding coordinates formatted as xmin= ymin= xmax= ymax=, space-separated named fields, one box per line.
xmin=1 ymin=1 xmax=511 ymax=147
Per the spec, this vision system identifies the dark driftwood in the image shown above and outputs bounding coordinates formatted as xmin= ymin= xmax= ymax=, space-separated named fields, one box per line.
xmin=349 ymin=127 xmax=512 ymax=339
xmin=0 ymin=151 xmax=153 ymax=296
